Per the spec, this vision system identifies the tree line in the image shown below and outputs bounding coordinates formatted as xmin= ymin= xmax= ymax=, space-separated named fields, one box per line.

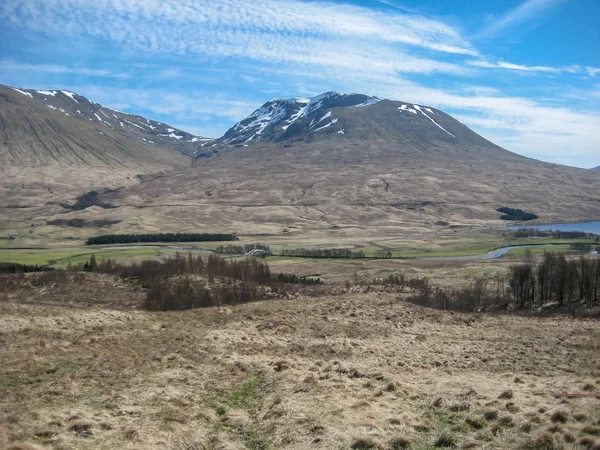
xmin=280 ymin=248 xmax=366 ymax=259
xmin=509 ymin=251 xmax=600 ymax=308
xmin=86 ymin=233 xmax=238 ymax=245
xmin=0 ymin=263 xmax=54 ymax=274
xmin=513 ymin=228 xmax=599 ymax=241
xmin=215 ymin=243 xmax=272 ymax=255
xmin=74 ymin=252 xmax=318 ymax=310
xmin=402 ymin=251 xmax=600 ymax=314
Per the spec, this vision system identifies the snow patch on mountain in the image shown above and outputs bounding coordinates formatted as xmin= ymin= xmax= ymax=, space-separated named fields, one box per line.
xmin=225 ymin=91 xmax=380 ymax=144
xmin=398 ymin=104 xmax=418 ymax=114
xmin=413 ymin=105 xmax=455 ymax=138
xmin=311 ymin=111 xmax=332 ymax=128
xmin=355 ymin=97 xmax=381 ymax=107
xmin=159 ymin=132 xmax=183 ymax=140
xmin=12 ymin=88 xmax=33 ymax=98
xmin=313 ymin=118 xmax=339 ymax=132
xmin=61 ymin=91 xmax=79 ymax=103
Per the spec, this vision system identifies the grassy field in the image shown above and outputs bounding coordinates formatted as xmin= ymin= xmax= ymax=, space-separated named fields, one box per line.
xmin=1 ymin=280 xmax=599 ymax=450
xmin=1 ymin=224 xmax=596 ymax=276
xmin=0 ymin=248 xmax=162 ymax=267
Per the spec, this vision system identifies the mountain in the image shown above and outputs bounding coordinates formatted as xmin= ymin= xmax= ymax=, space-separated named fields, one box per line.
xmin=84 ymin=92 xmax=600 ymax=234
xmin=593 ymin=166 xmax=600 ymax=171
xmin=220 ymin=92 xmax=379 ymax=144
xmin=201 ymin=91 xmax=517 ymax=161
xmin=0 ymin=84 xmax=211 ymax=210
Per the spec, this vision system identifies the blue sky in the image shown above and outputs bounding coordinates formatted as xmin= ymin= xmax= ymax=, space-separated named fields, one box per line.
xmin=0 ymin=0 xmax=598 ymax=168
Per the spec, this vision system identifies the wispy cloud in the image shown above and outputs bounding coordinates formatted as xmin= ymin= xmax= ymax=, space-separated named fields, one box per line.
xmin=477 ymin=0 xmax=568 ymax=38
xmin=467 ymin=59 xmax=583 ymax=74
xmin=0 ymin=60 xmax=129 ymax=78
xmin=73 ymin=85 xmax=259 ymax=123
xmin=0 ymin=0 xmax=477 ymax=76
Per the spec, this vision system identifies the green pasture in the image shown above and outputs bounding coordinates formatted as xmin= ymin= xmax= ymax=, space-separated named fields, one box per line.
xmin=0 ymin=248 xmax=161 ymax=268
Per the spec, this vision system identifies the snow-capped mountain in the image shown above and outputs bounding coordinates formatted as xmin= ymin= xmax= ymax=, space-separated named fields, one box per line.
xmin=219 ymin=92 xmax=381 ymax=145
xmin=0 ymin=83 xmax=201 ymax=196
xmin=4 ymin=85 xmax=212 ymax=155
xmin=195 ymin=90 xmax=502 ymax=161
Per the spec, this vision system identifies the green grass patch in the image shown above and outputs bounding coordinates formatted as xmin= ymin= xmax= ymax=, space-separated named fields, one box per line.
xmin=0 ymin=248 xmax=161 ymax=267
xmin=224 ymin=371 xmax=265 ymax=410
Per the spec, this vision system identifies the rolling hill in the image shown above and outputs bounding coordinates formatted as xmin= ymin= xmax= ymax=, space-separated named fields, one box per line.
xmin=80 ymin=92 xmax=600 ymax=235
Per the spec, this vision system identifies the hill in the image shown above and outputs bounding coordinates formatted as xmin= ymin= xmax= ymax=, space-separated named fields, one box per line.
xmin=0 ymin=84 xmax=210 ymax=212
xmin=593 ymin=166 xmax=600 ymax=171
xmin=2 ymin=88 xmax=599 ymax=234
xmin=87 ymin=92 xmax=600 ymax=235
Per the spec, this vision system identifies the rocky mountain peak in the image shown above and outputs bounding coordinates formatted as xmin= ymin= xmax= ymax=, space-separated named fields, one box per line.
xmin=219 ymin=91 xmax=381 ymax=146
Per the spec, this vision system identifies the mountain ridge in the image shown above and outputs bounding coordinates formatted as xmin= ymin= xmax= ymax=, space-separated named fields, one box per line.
xmin=0 ymin=83 xmax=201 ymax=208
xmin=2 ymin=83 xmax=599 ymax=232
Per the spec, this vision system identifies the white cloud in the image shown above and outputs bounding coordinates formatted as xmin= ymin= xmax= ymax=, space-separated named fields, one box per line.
xmin=468 ymin=59 xmax=581 ymax=74
xmin=0 ymin=0 xmax=477 ymax=74
xmin=477 ymin=0 xmax=568 ymax=38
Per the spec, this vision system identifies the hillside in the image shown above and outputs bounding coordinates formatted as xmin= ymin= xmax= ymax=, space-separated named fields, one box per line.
xmin=2 ymin=88 xmax=599 ymax=234
xmin=593 ymin=166 xmax=600 ymax=171
xmin=2 ymin=279 xmax=599 ymax=449
xmin=85 ymin=92 xmax=600 ymax=235
xmin=0 ymin=84 xmax=208 ymax=212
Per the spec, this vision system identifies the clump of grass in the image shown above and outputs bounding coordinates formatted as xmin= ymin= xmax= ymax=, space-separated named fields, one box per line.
xmin=550 ymin=410 xmax=569 ymax=424
xmin=350 ymin=437 xmax=382 ymax=449
xmin=577 ymin=436 xmax=595 ymax=447
xmin=68 ymin=420 xmax=93 ymax=432
xmin=465 ymin=416 xmax=485 ymax=430
xmin=497 ymin=415 xmax=515 ymax=428
xmin=388 ymin=436 xmax=411 ymax=449
xmin=483 ymin=410 xmax=498 ymax=421
xmin=520 ymin=431 xmax=556 ymax=449
xmin=581 ymin=425 xmax=600 ymax=435
xmin=243 ymin=427 xmax=270 ymax=450
xmin=33 ymin=429 xmax=57 ymax=439
xmin=214 ymin=370 xmax=266 ymax=416
xmin=432 ymin=430 xmax=457 ymax=447
xmin=498 ymin=389 xmax=513 ymax=399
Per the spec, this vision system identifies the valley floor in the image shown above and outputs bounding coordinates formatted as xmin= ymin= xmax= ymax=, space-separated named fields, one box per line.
xmin=1 ymin=282 xmax=599 ymax=449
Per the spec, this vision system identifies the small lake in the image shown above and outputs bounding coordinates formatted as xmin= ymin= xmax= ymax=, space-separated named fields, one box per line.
xmin=509 ymin=221 xmax=600 ymax=234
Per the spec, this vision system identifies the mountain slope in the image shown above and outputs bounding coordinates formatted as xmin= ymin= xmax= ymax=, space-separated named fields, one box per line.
xmin=593 ymin=166 xmax=600 ymax=171
xmin=86 ymin=92 xmax=600 ymax=234
xmin=202 ymin=92 xmax=519 ymax=163
xmin=0 ymin=84 xmax=211 ymax=208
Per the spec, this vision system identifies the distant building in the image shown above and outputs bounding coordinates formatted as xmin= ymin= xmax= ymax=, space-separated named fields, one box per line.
xmin=246 ymin=249 xmax=269 ymax=258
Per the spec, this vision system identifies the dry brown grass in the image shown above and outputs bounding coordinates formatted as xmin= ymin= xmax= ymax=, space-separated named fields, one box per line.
xmin=1 ymin=280 xmax=600 ymax=449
